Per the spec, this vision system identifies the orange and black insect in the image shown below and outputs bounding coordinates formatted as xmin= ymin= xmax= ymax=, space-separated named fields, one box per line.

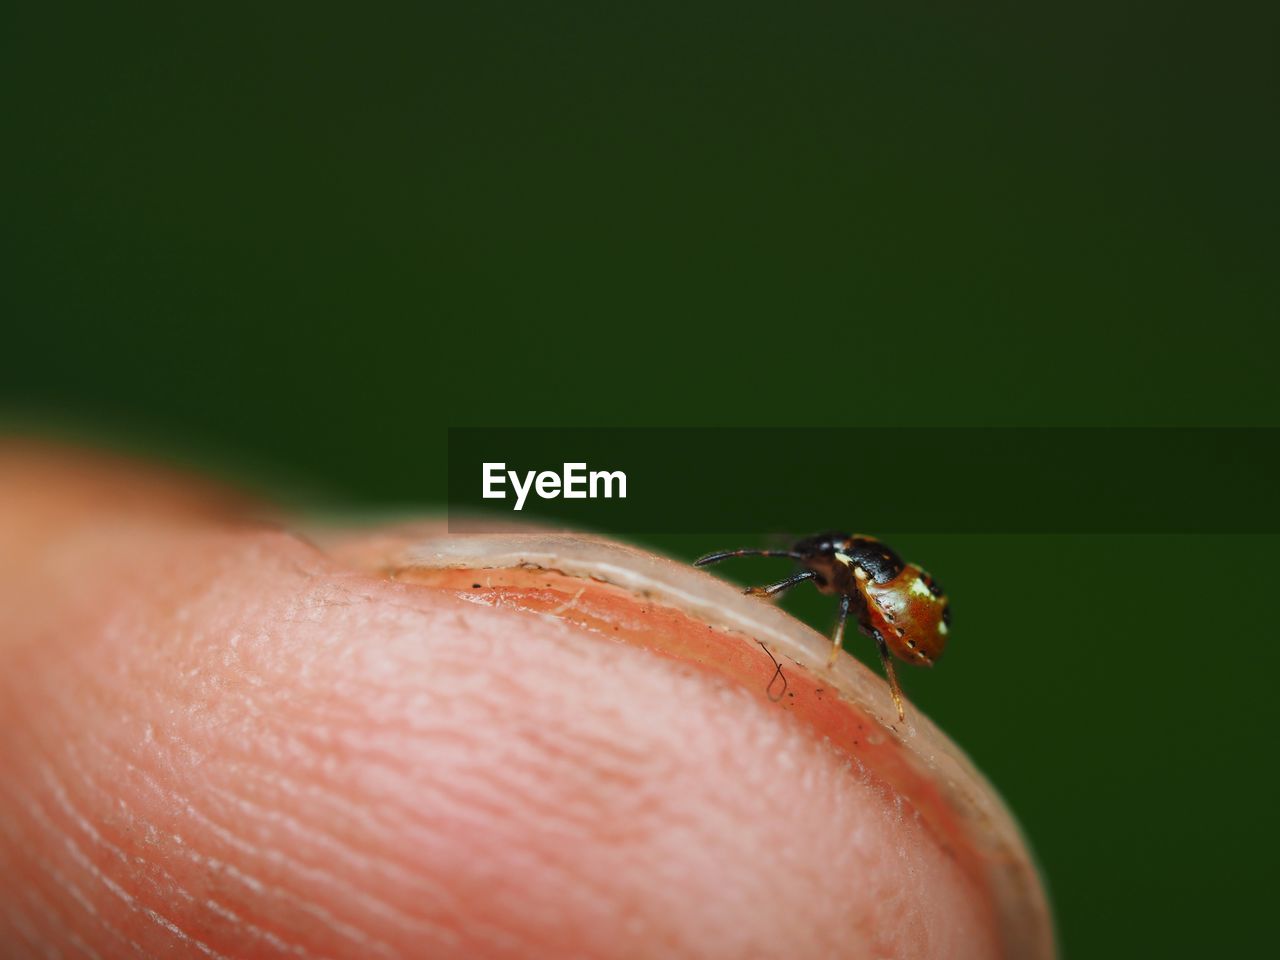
xmin=695 ymin=532 xmax=950 ymax=720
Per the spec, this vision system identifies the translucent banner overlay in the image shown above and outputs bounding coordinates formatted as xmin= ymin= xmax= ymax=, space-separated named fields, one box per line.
xmin=448 ymin=428 xmax=1280 ymax=533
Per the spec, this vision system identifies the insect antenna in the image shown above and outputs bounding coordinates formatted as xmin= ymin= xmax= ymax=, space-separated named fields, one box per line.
xmin=695 ymin=548 xmax=800 ymax=567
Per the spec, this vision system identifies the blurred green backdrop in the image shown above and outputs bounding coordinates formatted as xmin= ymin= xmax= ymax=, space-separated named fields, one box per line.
xmin=4 ymin=3 xmax=1277 ymax=957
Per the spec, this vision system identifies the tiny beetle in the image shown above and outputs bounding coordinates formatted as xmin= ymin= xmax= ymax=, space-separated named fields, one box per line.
xmin=695 ymin=532 xmax=950 ymax=721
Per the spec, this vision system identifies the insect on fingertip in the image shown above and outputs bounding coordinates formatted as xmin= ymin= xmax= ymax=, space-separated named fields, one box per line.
xmin=691 ymin=532 xmax=948 ymax=722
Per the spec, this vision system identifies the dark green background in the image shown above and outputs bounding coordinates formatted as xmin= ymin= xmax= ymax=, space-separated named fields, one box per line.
xmin=4 ymin=3 xmax=1276 ymax=957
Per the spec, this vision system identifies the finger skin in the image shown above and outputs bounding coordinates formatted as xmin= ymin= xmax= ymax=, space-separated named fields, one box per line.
xmin=0 ymin=445 xmax=998 ymax=959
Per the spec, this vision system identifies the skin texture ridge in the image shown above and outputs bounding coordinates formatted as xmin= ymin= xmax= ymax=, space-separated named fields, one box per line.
xmin=0 ymin=445 xmax=1020 ymax=959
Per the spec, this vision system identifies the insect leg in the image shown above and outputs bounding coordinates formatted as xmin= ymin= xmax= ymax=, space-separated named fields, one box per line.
xmin=825 ymin=591 xmax=852 ymax=668
xmin=873 ymin=628 xmax=907 ymax=722
xmin=745 ymin=569 xmax=816 ymax=599
xmin=694 ymin=548 xmax=801 ymax=566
